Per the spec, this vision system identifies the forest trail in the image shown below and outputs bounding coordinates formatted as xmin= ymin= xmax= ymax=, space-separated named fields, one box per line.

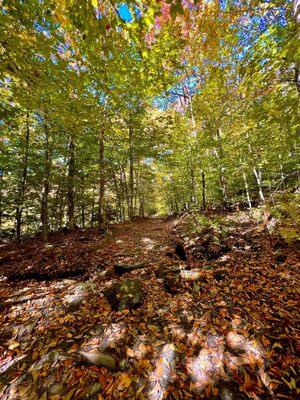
xmin=96 ymin=217 xmax=175 ymax=268
xmin=0 ymin=215 xmax=299 ymax=400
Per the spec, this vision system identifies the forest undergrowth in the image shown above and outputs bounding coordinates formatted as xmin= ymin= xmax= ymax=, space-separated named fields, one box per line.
xmin=0 ymin=207 xmax=299 ymax=400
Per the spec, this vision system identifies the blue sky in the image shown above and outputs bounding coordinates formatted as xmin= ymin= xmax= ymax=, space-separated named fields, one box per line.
xmin=118 ymin=3 xmax=133 ymax=22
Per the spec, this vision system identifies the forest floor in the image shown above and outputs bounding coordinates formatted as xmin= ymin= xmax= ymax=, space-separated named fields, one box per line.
xmin=0 ymin=212 xmax=299 ymax=400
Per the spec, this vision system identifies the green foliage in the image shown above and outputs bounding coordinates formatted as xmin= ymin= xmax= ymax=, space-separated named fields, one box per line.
xmin=0 ymin=0 xmax=298 ymax=238
xmin=271 ymin=194 xmax=300 ymax=244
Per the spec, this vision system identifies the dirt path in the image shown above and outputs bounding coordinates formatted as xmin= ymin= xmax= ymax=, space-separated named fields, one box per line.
xmin=0 ymin=217 xmax=299 ymax=400
xmin=95 ymin=217 xmax=175 ymax=267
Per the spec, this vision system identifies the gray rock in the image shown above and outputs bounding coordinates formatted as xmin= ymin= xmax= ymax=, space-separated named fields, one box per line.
xmin=104 ymin=279 xmax=145 ymax=311
xmin=114 ymin=262 xmax=148 ymax=276
xmin=156 ymin=265 xmax=184 ymax=278
xmin=78 ymin=351 xmax=116 ymax=369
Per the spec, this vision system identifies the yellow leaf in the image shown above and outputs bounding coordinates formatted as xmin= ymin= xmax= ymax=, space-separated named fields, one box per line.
xmin=155 ymin=340 xmax=166 ymax=346
xmin=8 ymin=340 xmax=20 ymax=350
xmin=148 ymin=325 xmax=159 ymax=332
xmin=126 ymin=346 xmax=134 ymax=357
xmin=18 ymin=386 xmax=30 ymax=396
xmin=64 ymin=388 xmax=76 ymax=400
xmin=31 ymin=370 xmax=38 ymax=383
xmin=48 ymin=339 xmax=58 ymax=348
xmin=119 ymin=373 xmax=132 ymax=389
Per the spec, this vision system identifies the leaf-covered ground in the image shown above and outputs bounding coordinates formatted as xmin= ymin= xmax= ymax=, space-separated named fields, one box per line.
xmin=0 ymin=213 xmax=299 ymax=400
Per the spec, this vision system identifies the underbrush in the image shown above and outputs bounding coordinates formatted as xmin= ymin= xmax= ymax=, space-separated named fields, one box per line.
xmin=270 ymin=193 xmax=300 ymax=246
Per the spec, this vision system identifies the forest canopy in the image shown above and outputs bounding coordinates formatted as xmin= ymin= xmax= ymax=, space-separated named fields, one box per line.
xmin=0 ymin=0 xmax=299 ymax=240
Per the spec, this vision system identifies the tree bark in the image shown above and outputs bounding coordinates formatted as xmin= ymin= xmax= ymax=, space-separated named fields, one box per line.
xmin=67 ymin=134 xmax=76 ymax=230
xmin=98 ymin=128 xmax=106 ymax=227
xmin=113 ymin=172 xmax=122 ymax=222
xmin=294 ymin=0 xmax=300 ymax=93
xmin=91 ymin=188 xmax=95 ymax=227
xmin=0 ymin=169 xmax=3 ymax=230
xmin=128 ymin=122 xmax=134 ymax=220
xmin=41 ymin=114 xmax=51 ymax=240
xmin=201 ymin=169 xmax=206 ymax=210
xmin=216 ymin=128 xmax=228 ymax=204
xmin=242 ymin=170 xmax=252 ymax=209
xmin=16 ymin=113 xmax=30 ymax=240
xmin=253 ymin=167 xmax=265 ymax=204
xmin=121 ymin=164 xmax=130 ymax=219
xmin=58 ymin=193 xmax=64 ymax=230
xmin=52 ymin=183 xmax=61 ymax=230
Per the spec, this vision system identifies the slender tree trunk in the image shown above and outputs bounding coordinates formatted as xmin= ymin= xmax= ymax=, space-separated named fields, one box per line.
xmin=138 ymin=170 xmax=145 ymax=218
xmin=16 ymin=114 xmax=30 ymax=240
xmin=81 ymin=204 xmax=85 ymax=228
xmin=121 ymin=164 xmax=130 ymax=219
xmin=113 ymin=173 xmax=122 ymax=222
xmin=133 ymin=167 xmax=139 ymax=214
xmin=52 ymin=183 xmax=61 ymax=230
xmin=128 ymin=122 xmax=134 ymax=220
xmin=188 ymin=99 xmax=197 ymax=206
xmin=41 ymin=116 xmax=51 ymax=240
xmin=119 ymin=167 xmax=127 ymax=221
xmin=91 ymin=188 xmax=95 ymax=227
xmin=294 ymin=0 xmax=300 ymax=93
xmin=139 ymin=187 xmax=145 ymax=218
xmin=58 ymin=194 xmax=64 ymax=230
xmin=0 ymin=169 xmax=3 ymax=230
xmin=201 ymin=169 xmax=206 ymax=210
xmin=98 ymin=128 xmax=106 ymax=227
xmin=242 ymin=170 xmax=252 ymax=209
xmin=190 ymin=164 xmax=197 ymax=205
xmin=80 ymin=174 xmax=85 ymax=228
xmin=216 ymin=128 xmax=228 ymax=204
xmin=253 ymin=167 xmax=265 ymax=204
xmin=68 ymin=134 xmax=76 ymax=230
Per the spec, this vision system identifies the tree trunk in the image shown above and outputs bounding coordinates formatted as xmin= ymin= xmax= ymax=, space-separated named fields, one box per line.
xmin=0 ymin=169 xmax=3 ymax=230
xmin=253 ymin=167 xmax=265 ymax=204
xmin=201 ymin=169 xmax=206 ymax=210
xmin=98 ymin=128 xmax=106 ymax=227
xmin=80 ymin=174 xmax=85 ymax=228
xmin=16 ymin=114 xmax=30 ymax=240
xmin=68 ymin=134 xmax=76 ymax=230
xmin=113 ymin=172 xmax=122 ymax=222
xmin=41 ymin=115 xmax=51 ymax=240
xmin=52 ymin=183 xmax=61 ymax=230
xmin=242 ymin=170 xmax=252 ymax=209
xmin=91 ymin=188 xmax=95 ymax=227
xmin=128 ymin=122 xmax=134 ymax=220
xmin=294 ymin=0 xmax=300 ymax=93
xmin=121 ymin=165 xmax=130 ymax=219
xmin=216 ymin=128 xmax=228 ymax=204
xmin=190 ymin=163 xmax=197 ymax=205
xmin=58 ymin=194 xmax=64 ymax=230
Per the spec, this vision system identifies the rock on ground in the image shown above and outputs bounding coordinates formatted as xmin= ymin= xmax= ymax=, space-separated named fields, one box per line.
xmin=103 ymin=278 xmax=145 ymax=311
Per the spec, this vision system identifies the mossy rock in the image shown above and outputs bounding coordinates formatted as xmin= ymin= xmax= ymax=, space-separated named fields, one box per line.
xmin=104 ymin=279 xmax=145 ymax=311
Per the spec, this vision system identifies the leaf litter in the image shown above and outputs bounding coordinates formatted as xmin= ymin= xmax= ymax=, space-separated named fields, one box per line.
xmin=0 ymin=214 xmax=299 ymax=399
